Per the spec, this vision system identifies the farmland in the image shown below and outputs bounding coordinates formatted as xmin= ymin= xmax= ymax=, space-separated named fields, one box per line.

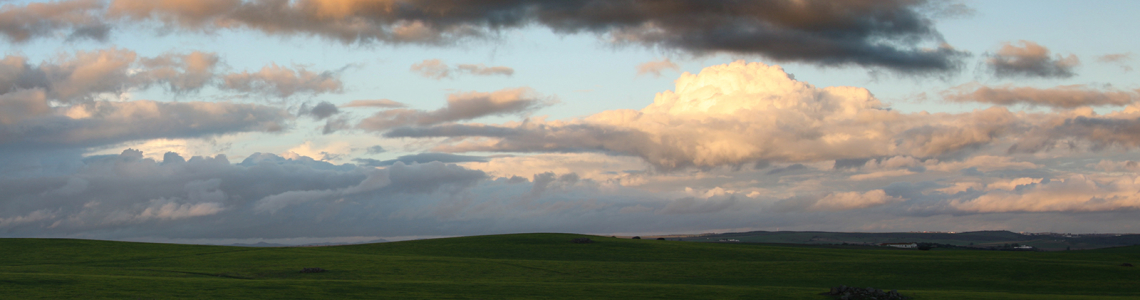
xmin=1 ymin=234 xmax=1137 ymax=299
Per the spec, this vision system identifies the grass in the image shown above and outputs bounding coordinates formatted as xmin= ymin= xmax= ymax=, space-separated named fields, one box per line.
xmin=1 ymin=233 xmax=1138 ymax=299
xmin=679 ymin=231 xmax=1140 ymax=251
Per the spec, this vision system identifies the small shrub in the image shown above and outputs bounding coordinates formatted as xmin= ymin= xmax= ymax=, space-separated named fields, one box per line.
xmin=656 ymin=238 xmax=666 ymax=240
xmin=571 ymin=238 xmax=594 ymax=244
xmin=632 ymin=236 xmax=641 ymax=240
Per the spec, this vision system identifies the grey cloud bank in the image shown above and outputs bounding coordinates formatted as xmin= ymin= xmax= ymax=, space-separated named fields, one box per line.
xmin=6 ymin=147 xmax=1140 ymax=242
xmin=2 ymin=0 xmax=967 ymax=73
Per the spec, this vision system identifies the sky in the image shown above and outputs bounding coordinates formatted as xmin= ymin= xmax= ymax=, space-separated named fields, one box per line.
xmin=2 ymin=0 xmax=1140 ymax=244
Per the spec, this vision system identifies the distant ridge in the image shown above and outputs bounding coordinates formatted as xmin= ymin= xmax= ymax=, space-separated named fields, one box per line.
xmin=224 ymin=239 xmax=389 ymax=247
xmin=678 ymin=230 xmax=1140 ymax=251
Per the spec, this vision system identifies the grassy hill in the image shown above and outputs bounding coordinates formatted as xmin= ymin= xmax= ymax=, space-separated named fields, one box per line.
xmin=679 ymin=231 xmax=1140 ymax=250
xmin=1 ymin=233 xmax=1138 ymax=299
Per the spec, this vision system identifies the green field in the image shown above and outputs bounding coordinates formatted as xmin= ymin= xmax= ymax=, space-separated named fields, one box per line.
xmin=679 ymin=231 xmax=1140 ymax=251
xmin=1 ymin=234 xmax=1137 ymax=299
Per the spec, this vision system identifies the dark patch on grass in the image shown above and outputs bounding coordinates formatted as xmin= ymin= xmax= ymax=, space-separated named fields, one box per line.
xmin=130 ymin=268 xmax=253 ymax=280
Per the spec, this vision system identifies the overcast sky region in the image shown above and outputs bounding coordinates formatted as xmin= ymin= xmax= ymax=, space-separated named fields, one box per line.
xmin=3 ymin=0 xmax=1140 ymax=244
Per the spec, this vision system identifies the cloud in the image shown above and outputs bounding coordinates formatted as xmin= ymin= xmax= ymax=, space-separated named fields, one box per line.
xmin=943 ymin=84 xmax=1137 ymax=108
xmin=0 ymin=0 xmax=108 ymax=42
xmin=0 ymin=210 xmax=56 ymax=227
xmin=0 ymin=149 xmax=503 ymax=239
xmin=128 ymin=198 xmax=225 ymax=222
xmin=342 ymin=99 xmax=405 ymax=108
xmin=0 ymin=98 xmax=288 ymax=152
xmin=299 ymin=101 xmax=340 ymax=120
xmin=409 ymin=59 xmax=449 ymax=79
xmin=1097 ymin=53 xmax=1132 ymax=71
xmin=1001 ymin=104 xmax=1140 ymax=153
xmin=924 ymin=155 xmax=1037 ymax=173
xmin=457 ymin=152 xmax=647 ymax=184
xmin=251 ymin=189 xmax=340 ymax=215
xmin=1093 ymin=159 xmax=1140 ymax=172
xmin=949 ymin=174 xmax=1140 ymax=212
xmin=4 ymin=144 xmax=1140 ymax=240
xmin=0 ymin=48 xmax=339 ymax=103
xmin=355 ymin=152 xmax=487 ymax=167
xmin=1 ymin=48 xmax=133 ymax=102
xmin=636 ymin=58 xmax=679 ymax=78
xmin=364 ymin=145 xmax=386 ymax=154
xmin=986 ymin=41 xmax=1079 ymax=78
xmin=0 ymin=48 xmax=222 ymax=102
xmin=358 ymin=87 xmax=552 ymax=131
xmin=410 ymin=59 xmax=513 ymax=80
xmin=135 ymin=51 xmax=221 ymax=93
xmin=983 ymin=177 xmax=1043 ymax=191
xmin=0 ymin=89 xmax=53 ymax=125
xmin=0 ymin=50 xmax=288 ymax=153
xmin=284 ymin=141 xmax=353 ymax=162
xmin=387 ymin=61 xmax=1021 ymax=170
xmin=810 ymin=190 xmax=905 ymax=211
xmin=254 ymin=160 xmax=486 ymax=213
xmin=456 ymin=63 xmax=513 ymax=77
xmin=766 ymin=164 xmax=808 ymax=175
xmin=659 ymin=196 xmax=738 ymax=214
xmin=1034 ymin=116 xmax=1140 ymax=150
xmin=105 ymin=0 xmax=966 ymax=73
xmin=848 ymin=169 xmax=916 ymax=181
xmin=222 ymin=63 xmax=344 ymax=97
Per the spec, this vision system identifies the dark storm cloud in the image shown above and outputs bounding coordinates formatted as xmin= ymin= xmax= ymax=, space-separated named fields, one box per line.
xmin=105 ymin=0 xmax=967 ymax=73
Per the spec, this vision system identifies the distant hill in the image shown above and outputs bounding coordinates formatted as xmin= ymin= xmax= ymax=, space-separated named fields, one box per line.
xmin=226 ymin=241 xmax=289 ymax=247
xmin=225 ymin=239 xmax=389 ymax=247
xmin=678 ymin=230 xmax=1140 ymax=250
